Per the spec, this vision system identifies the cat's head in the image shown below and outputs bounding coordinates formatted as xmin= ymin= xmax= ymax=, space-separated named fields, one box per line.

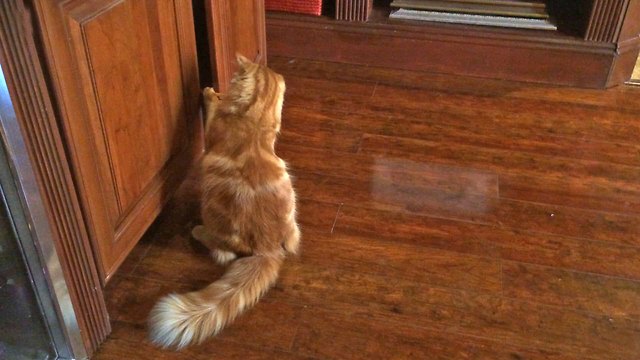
xmin=225 ymin=54 xmax=286 ymax=134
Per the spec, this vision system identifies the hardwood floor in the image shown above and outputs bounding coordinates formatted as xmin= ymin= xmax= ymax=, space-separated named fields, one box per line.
xmin=94 ymin=57 xmax=640 ymax=360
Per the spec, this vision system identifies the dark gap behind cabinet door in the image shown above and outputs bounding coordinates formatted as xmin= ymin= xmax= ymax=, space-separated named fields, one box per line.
xmin=193 ymin=0 xmax=215 ymax=89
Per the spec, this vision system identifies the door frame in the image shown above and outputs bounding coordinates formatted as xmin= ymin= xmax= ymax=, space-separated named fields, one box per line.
xmin=0 ymin=0 xmax=108 ymax=357
xmin=0 ymin=62 xmax=85 ymax=360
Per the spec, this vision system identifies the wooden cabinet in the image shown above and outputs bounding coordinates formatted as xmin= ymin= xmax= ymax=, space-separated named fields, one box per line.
xmin=34 ymin=0 xmax=203 ymax=282
xmin=3 ymin=0 xmax=267 ymax=355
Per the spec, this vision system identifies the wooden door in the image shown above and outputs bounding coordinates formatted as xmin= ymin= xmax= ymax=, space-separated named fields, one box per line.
xmin=206 ymin=0 xmax=267 ymax=92
xmin=33 ymin=0 xmax=202 ymax=282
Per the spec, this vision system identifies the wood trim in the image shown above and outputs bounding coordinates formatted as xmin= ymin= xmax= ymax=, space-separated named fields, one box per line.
xmin=617 ymin=0 xmax=640 ymax=42
xmin=256 ymin=0 xmax=268 ymax=65
xmin=585 ymin=0 xmax=630 ymax=42
xmin=266 ymin=12 xmax=618 ymax=88
xmin=610 ymin=0 xmax=640 ymax=86
xmin=206 ymin=0 xmax=267 ymax=92
xmin=336 ymin=0 xmax=373 ymax=21
xmin=266 ymin=8 xmax=640 ymax=88
xmin=33 ymin=0 xmax=117 ymax=282
xmin=206 ymin=0 xmax=232 ymax=92
xmin=0 ymin=0 xmax=109 ymax=357
xmin=607 ymin=46 xmax=640 ymax=86
xmin=175 ymin=0 xmax=203 ymax=123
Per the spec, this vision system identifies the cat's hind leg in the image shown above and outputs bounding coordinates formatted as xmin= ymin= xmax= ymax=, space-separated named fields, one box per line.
xmin=210 ymin=249 xmax=237 ymax=266
xmin=283 ymin=222 xmax=301 ymax=255
xmin=191 ymin=225 xmax=237 ymax=266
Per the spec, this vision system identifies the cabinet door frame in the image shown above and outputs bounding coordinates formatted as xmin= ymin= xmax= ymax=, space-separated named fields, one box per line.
xmin=0 ymin=1 xmax=95 ymax=357
xmin=1 ymin=0 xmax=113 ymax=357
xmin=23 ymin=0 xmax=202 ymax=354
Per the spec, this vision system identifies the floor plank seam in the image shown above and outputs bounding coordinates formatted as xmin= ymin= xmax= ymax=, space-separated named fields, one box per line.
xmin=502 ymin=258 xmax=640 ymax=285
xmin=500 ymin=260 xmax=504 ymax=296
xmin=127 ymin=242 xmax=154 ymax=276
xmin=330 ymin=203 xmax=343 ymax=234
xmin=287 ymin=310 xmax=303 ymax=351
xmin=354 ymin=134 xmax=366 ymax=154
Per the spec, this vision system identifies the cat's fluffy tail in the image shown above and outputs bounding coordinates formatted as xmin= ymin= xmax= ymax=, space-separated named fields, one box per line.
xmin=148 ymin=251 xmax=284 ymax=349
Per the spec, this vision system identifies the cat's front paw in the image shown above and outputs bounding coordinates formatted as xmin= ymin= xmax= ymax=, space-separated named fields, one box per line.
xmin=203 ymin=87 xmax=217 ymax=100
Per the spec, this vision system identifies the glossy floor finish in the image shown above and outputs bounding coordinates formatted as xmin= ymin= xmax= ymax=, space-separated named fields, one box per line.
xmin=95 ymin=57 xmax=640 ymax=360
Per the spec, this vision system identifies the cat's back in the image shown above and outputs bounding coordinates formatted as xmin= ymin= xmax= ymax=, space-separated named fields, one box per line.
xmin=200 ymin=150 xmax=292 ymax=205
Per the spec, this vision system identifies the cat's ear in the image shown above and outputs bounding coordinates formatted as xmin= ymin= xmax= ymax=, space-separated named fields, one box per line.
xmin=236 ymin=53 xmax=252 ymax=69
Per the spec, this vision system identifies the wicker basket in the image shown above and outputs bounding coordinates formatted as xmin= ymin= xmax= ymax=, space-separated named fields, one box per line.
xmin=265 ymin=0 xmax=322 ymax=15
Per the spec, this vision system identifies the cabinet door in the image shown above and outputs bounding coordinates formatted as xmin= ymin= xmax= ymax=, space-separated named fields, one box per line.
xmin=34 ymin=0 xmax=202 ymax=282
xmin=206 ymin=0 xmax=267 ymax=92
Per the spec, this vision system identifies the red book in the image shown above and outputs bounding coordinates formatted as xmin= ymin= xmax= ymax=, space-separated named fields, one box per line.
xmin=265 ymin=0 xmax=322 ymax=16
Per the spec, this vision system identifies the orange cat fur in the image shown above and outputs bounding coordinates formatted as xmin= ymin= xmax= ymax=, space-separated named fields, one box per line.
xmin=148 ymin=55 xmax=300 ymax=349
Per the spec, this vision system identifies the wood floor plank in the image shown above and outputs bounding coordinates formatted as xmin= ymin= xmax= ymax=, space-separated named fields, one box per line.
xmin=359 ymin=134 xmax=640 ymax=216
xmin=282 ymin=106 xmax=640 ymax=168
xmin=279 ymin=144 xmax=499 ymax=196
xmin=292 ymin=308 xmax=593 ymax=360
xmin=296 ymin=198 xmax=342 ymax=231
xmin=498 ymin=172 xmax=640 ymax=216
xmin=104 ymin=275 xmax=197 ymax=325
xmin=131 ymin=239 xmax=223 ymax=287
xmin=93 ymin=321 xmax=313 ymax=360
xmin=283 ymin=74 xmax=377 ymax=96
xmin=371 ymin=84 xmax=640 ymax=126
xmin=270 ymin=55 xmax=640 ymax=110
xmin=503 ymin=262 xmax=640 ymax=317
xmin=285 ymin=87 xmax=368 ymax=114
xmin=286 ymin=157 xmax=640 ymax=247
xmin=279 ymin=125 xmax=363 ymax=153
xmin=298 ymin=230 xmax=502 ymax=293
xmin=271 ymin=260 xmax=639 ymax=359
xmin=359 ymin=134 xmax=640 ymax=193
xmin=283 ymin=86 xmax=640 ymax=145
xmin=104 ymin=275 xmax=303 ymax=351
xmin=291 ymin=169 xmax=497 ymax=219
xmin=280 ymin=106 xmax=640 ymax=215
xmin=335 ymin=205 xmax=640 ymax=280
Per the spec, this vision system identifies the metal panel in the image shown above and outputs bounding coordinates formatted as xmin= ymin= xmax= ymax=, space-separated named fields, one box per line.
xmin=0 ymin=63 xmax=87 ymax=359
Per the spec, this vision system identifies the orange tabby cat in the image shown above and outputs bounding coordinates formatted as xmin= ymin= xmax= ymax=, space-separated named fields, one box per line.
xmin=149 ymin=55 xmax=300 ymax=349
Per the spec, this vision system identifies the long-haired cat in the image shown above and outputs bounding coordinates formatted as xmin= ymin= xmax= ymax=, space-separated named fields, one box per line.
xmin=148 ymin=54 xmax=300 ymax=349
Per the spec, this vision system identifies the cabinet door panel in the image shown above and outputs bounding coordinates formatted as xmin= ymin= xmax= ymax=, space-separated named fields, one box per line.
xmin=38 ymin=0 xmax=202 ymax=281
